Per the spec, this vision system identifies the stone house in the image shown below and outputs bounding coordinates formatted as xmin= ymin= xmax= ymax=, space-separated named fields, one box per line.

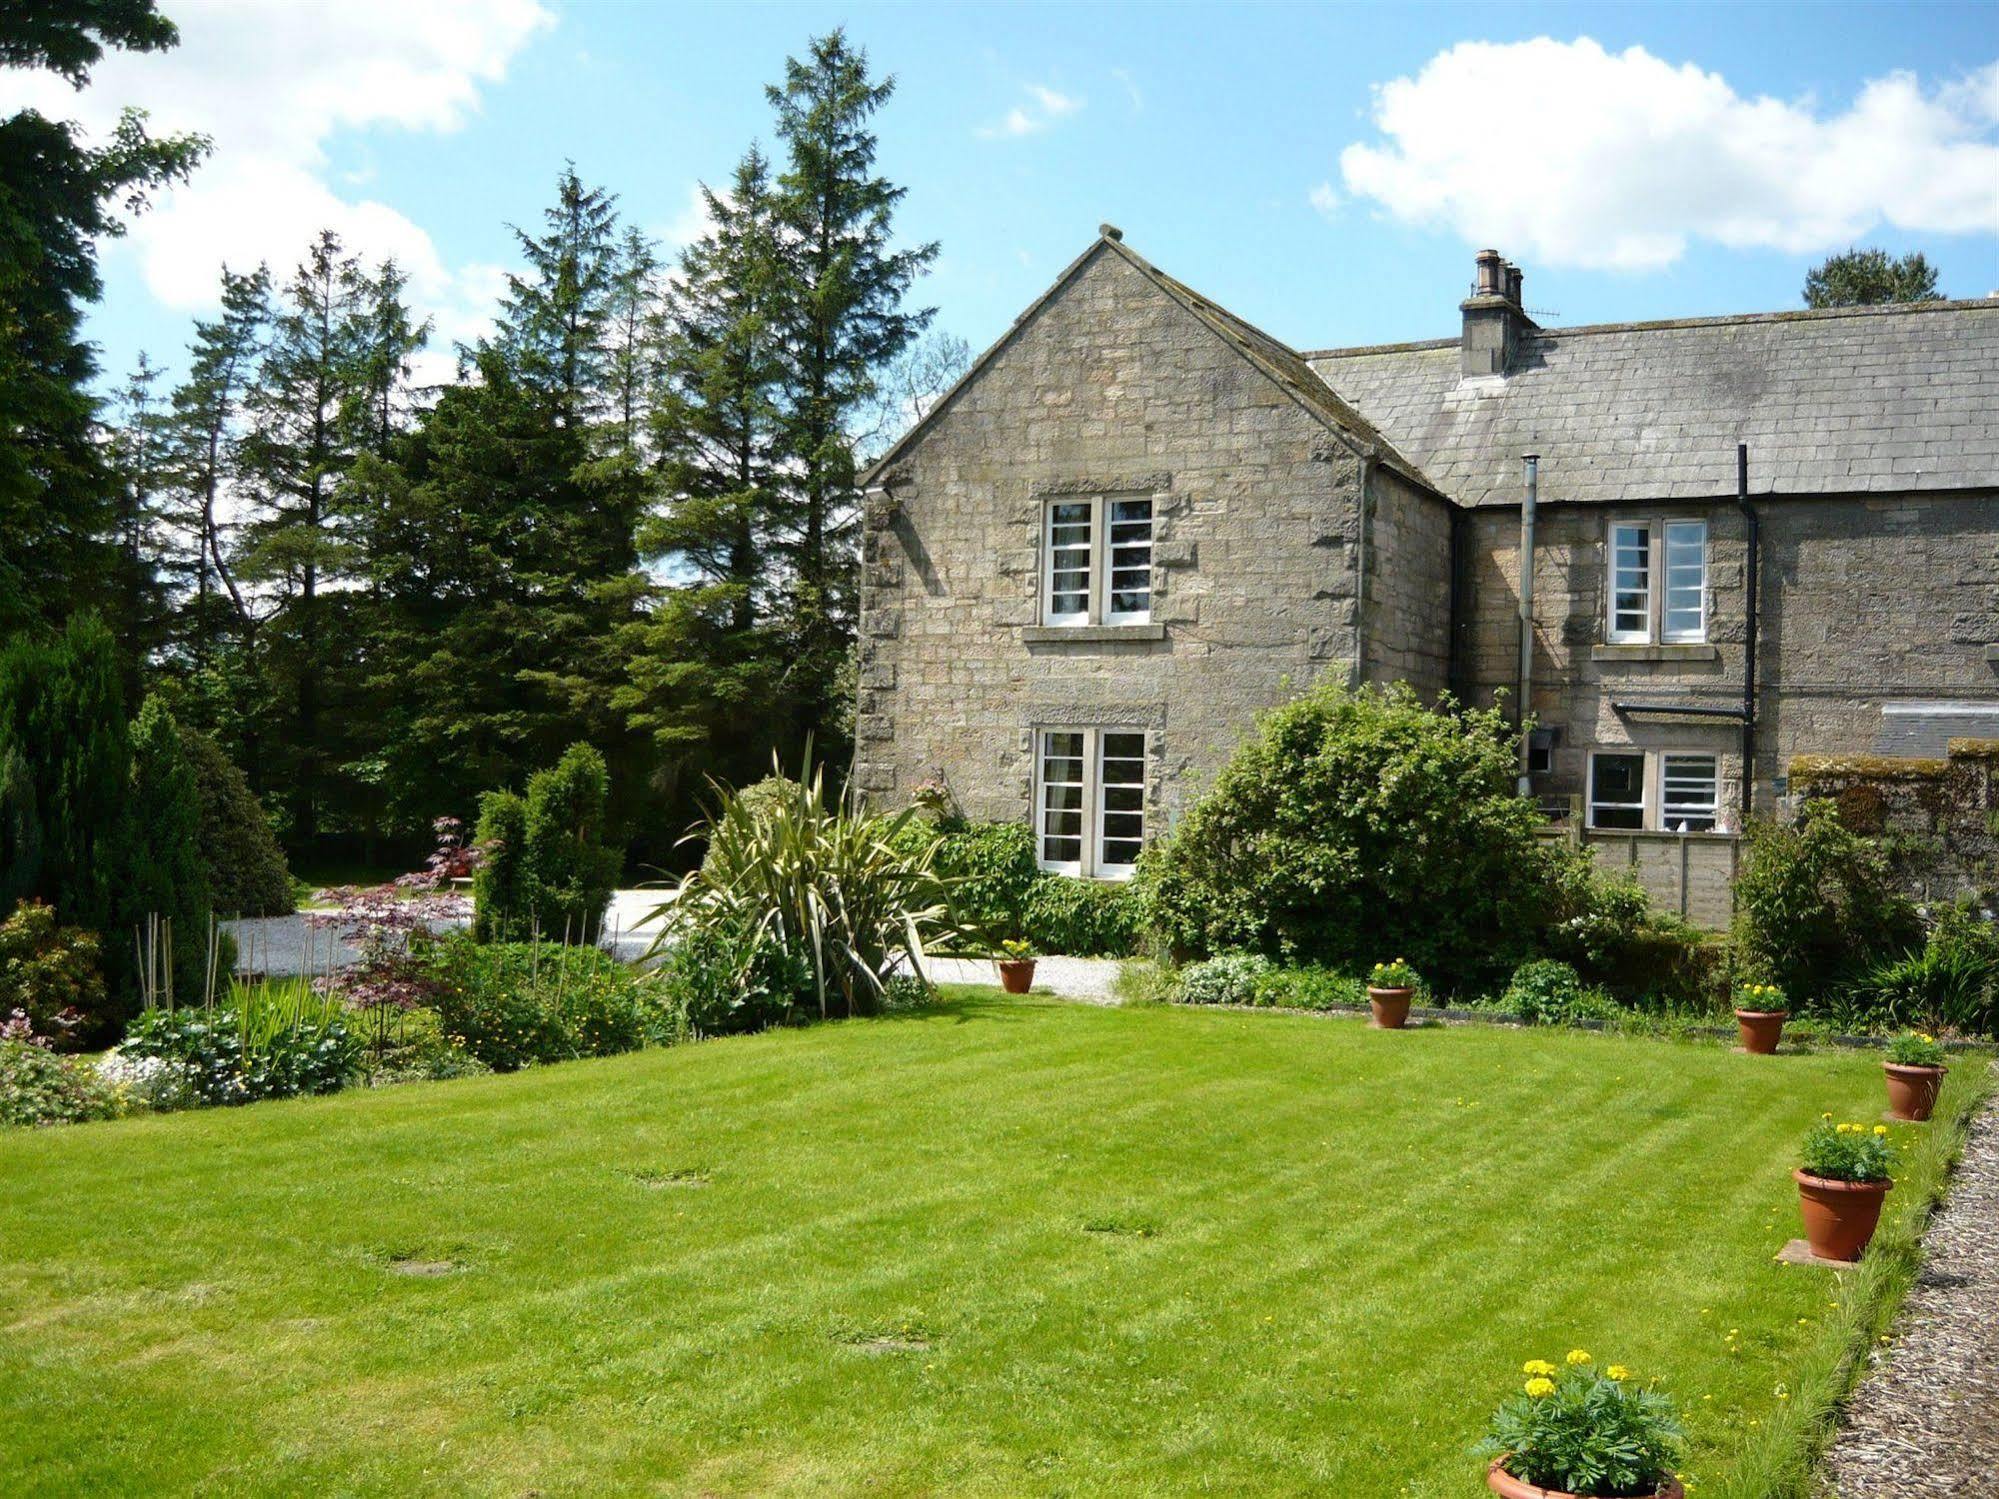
xmin=856 ymin=228 xmax=1999 ymax=905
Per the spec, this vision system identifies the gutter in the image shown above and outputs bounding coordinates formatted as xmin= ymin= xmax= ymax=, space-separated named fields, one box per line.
xmin=1516 ymin=454 xmax=1538 ymax=795
xmin=1736 ymin=443 xmax=1760 ymax=820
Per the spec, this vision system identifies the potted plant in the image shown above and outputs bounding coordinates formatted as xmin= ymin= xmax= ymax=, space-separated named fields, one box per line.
xmin=1366 ymin=958 xmax=1419 ymax=1029
xmin=995 ymin=938 xmax=1037 ymax=995
xmin=1476 ymin=1351 xmax=1684 ymax=1499
xmin=1794 ymin=1117 xmax=1895 ymax=1263
xmin=1732 ymin=982 xmax=1789 ymax=1055
xmin=1883 ymin=1032 xmax=1947 ymax=1122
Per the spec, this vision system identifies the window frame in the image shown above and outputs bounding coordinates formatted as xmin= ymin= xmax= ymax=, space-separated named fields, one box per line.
xmin=1035 ymin=727 xmax=1148 ymax=880
xmin=1040 ymin=493 xmax=1153 ymax=627
xmin=1604 ymin=515 xmax=1709 ymax=645
xmin=1587 ymin=751 xmax=1648 ymax=831
xmin=1659 ymin=752 xmax=1719 ymax=833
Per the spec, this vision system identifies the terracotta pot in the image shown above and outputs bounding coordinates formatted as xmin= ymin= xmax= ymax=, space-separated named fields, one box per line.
xmin=1367 ymin=986 xmax=1413 ymax=1029
xmin=996 ymin=958 xmax=1036 ymax=995
xmin=1883 ymin=1061 xmax=1945 ymax=1122
xmin=1794 ymin=1169 xmax=1892 ymax=1263
xmin=1486 ymin=1458 xmax=1684 ymax=1499
xmin=1734 ymin=1008 xmax=1788 ymax=1055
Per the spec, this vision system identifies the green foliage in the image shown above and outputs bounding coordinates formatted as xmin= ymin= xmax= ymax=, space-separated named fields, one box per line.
xmin=1842 ymin=902 xmax=1999 ymax=1037
xmin=521 ymin=743 xmax=621 ymax=942
xmin=0 ymin=899 xmax=103 ymax=1039
xmin=1803 ymin=248 xmax=1943 ymax=309
xmin=360 ymin=1006 xmax=490 ymax=1087
xmin=1734 ymin=802 xmax=1921 ymax=1008
xmin=125 ymin=694 xmax=211 ymax=999
xmin=1022 ymin=873 xmax=1142 ymax=958
xmin=1143 ymin=682 xmax=1553 ymax=993
xmin=1800 ymin=1119 xmax=1894 ymax=1182
xmin=422 ymin=934 xmax=670 ymax=1071
xmin=906 ymin=819 xmax=1141 ymax=957
xmin=119 ymin=982 xmax=357 ymax=1106
xmin=1252 ymin=964 xmax=1366 ymax=1011
xmin=1502 ymin=959 xmax=1618 ymax=1027
xmin=656 ymin=921 xmax=813 ymax=1036
xmin=1885 ymin=1031 xmax=1946 ymax=1068
xmin=1542 ymin=859 xmax=1722 ymax=1010
xmin=1475 ymin=1357 xmax=1682 ymax=1496
xmin=1735 ymin=980 xmax=1788 ymax=1012
xmin=0 ymin=1026 xmax=123 ymax=1127
xmin=180 ymin=724 xmax=292 ymax=916
xmin=1177 ymin=953 xmax=1275 ymax=1007
xmin=471 ymin=789 xmax=529 ymax=942
xmin=661 ymin=761 xmax=954 ymax=1019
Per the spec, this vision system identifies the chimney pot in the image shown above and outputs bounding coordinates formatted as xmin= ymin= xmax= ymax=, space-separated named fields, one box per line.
xmin=1475 ymin=248 xmax=1503 ymax=296
xmin=1504 ymin=262 xmax=1523 ymax=305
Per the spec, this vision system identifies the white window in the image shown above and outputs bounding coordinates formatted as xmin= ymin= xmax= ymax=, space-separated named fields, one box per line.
xmin=1662 ymin=521 xmax=1708 ymax=642
xmin=1037 ymin=728 xmax=1148 ymax=878
xmin=1588 ymin=752 xmax=1646 ymax=831
xmin=1041 ymin=494 xmax=1152 ymax=626
xmin=1606 ymin=517 xmax=1708 ymax=644
xmin=1607 ymin=523 xmax=1651 ymax=643
xmin=1661 ymin=754 xmax=1719 ymax=833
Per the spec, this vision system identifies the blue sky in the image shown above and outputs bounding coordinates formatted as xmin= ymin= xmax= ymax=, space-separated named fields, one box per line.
xmin=19 ymin=1 xmax=1999 ymax=388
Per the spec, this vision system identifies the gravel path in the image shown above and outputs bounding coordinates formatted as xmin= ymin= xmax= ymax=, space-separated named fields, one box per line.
xmin=228 ymin=896 xmax=1125 ymax=1003
xmin=1819 ymin=1065 xmax=1999 ymax=1498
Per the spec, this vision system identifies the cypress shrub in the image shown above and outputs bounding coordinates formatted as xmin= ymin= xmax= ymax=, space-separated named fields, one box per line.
xmin=180 ymin=725 xmax=293 ymax=917
xmin=521 ymin=743 xmax=619 ymax=943
xmin=471 ymin=788 xmax=529 ymax=942
xmin=126 ymin=695 xmax=215 ymax=1002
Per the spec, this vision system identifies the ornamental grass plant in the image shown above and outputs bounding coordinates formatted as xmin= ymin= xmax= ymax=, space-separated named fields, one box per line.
xmin=1477 ymin=1352 xmax=1683 ymax=1496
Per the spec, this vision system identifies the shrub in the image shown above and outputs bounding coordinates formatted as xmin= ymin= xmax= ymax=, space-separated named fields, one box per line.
xmin=126 ymin=695 xmax=214 ymax=1002
xmin=1177 ymin=953 xmax=1274 ymax=1007
xmin=1733 ymin=801 xmax=1920 ymax=1006
xmin=1024 ymin=874 xmax=1142 ymax=957
xmin=1141 ymin=682 xmax=1554 ymax=994
xmin=1253 ymin=964 xmax=1365 ymax=1011
xmin=663 ymin=763 xmax=954 ymax=1019
xmin=1542 ymin=860 xmax=1722 ymax=1010
xmin=1885 ymin=1031 xmax=1946 ymax=1068
xmin=522 ymin=743 xmax=621 ymax=944
xmin=0 ymin=899 xmax=104 ymax=1041
xmin=1800 ymin=1119 xmax=1894 ymax=1182
xmin=120 ymin=983 xmax=359 ymax=1106
xmin=1843 ymin=901 xmax=1999 ymax=1036
xmin=655 ymin=921 xmax=815 ymax=1037
xmin=902 ymin=820 xmax=1142 ymax=958
xmin=360 ymin=1006 xmax=490 ymax=1086
xmin=1501 ymin=959 xmax=1618 ymax=1027
xmin=471 ymin=789 xmax=529 ymax=942
xmin=1475 ymin=1354 xmax=1682 ymax=1497
xmin=423 ymin=934 xmax=669 ymax=1070
xmin=180 ymin=725 xmax=292 ymax=916
xmin=0 ymin=1010 xmax=124 ymax=1126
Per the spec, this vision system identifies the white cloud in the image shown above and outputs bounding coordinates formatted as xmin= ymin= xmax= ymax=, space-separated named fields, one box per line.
xmin=1337 ymin=39 xmax=1999 ymax=270
xmin=1 ymin=0 xmax=553 ymax=330
xmin=1308 ymin=181 xmax=1341 ymax=219
xmin=977 ymin=83 xmax=1084 ymax=139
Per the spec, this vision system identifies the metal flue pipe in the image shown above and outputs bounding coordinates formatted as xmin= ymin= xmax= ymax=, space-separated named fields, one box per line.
xmin=1517 ymin=453 xmax=1539 ymax=796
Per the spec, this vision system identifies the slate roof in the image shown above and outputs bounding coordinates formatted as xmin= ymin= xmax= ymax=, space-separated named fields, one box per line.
xmin=1305 ymin=299 xmax=1999 ymax=506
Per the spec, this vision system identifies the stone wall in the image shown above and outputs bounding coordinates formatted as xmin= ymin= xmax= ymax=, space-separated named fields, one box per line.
xmin=1787 ymin=740 xmax=1999 ymax=902
xmin=1457 ymin=491 xmax=1999 ymax=820
xmin=856 ymin=244 xmax=1369 ymax=834
xmin=1362 ymin=466 xmax=1454 ymax=696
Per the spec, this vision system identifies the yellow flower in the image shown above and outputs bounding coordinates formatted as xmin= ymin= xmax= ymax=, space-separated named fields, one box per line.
xmin=1607 ymin=1365 xmax=1631 ymax=1381
xmin=1874 ymin=1125 xmax=1889 ymax=1136
xmin=1565 ymin=1349 xmax=1592 ymax=1366
xmin=1821 ymin=1112 xmax=1833 ymax=1120
xmin=1524 ymin=1377 xmax=1556 ymax=1398
xmin=1522 ymin=1359 xmax=1558 ymax=1377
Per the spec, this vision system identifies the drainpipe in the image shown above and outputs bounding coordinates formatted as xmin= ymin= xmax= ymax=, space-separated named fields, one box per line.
xmin=1516 ymin=454 xmax=1539 ymax=795
xmin=1736 ymin=444 xmax=1759 ymax=821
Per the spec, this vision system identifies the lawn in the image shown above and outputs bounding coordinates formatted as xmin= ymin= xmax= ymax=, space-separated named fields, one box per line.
xmin=0 ymin=994 xmax=1976 ymax=1497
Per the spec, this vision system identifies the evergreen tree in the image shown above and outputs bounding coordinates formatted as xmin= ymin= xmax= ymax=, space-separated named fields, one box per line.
xmin=347 ymin=258 xmax=431 ymax=460
xmin=617 ymin=147 xmax=790 ymax=795
xmin=0 ymin=2 xmax=205 ymax=636
xmin=497 ymin=165 xmax=621 ymax=429
xmin=165 ymin=263 xmax=269 ymax=668
xmin=766 ymin=31 xmax=937 ymax=748
xmin=521 ymin=742 xmax=619 ymax=943
xmin=605 ymin=226 xmax=663 ymax=454
xmin=234 ymin=230 xmax=371 ymax=846
xmin=103 ymin=354 xmax=176 ymax=692
xmin=125 ymin=693 xmax=211 ymax=1001
xmin=1804 ymin=248 xmax=1944 ymax=308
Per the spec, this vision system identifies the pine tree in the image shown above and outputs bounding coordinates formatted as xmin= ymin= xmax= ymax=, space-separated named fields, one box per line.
xmin=346 ymin=258 xmax=431 ymax=460
xmin=616 ymin=147 xmax=790 ymax=793
xmin=765 ymin=30 xmax=937 ymax=750
xmin=0 ymin=3 xmax=205 ymax=636
xmin=605 ymin=226 xmax=663 ymax=454
xmin=1803 ymin=248 xmax=1944 ymax=308
xmin=497 ymin=165 xmax=622 ymax=429
xmin=234 ymin=230 xmax=371 ymax=846
xmin=103 ymin=354 xmax=176 ymax=693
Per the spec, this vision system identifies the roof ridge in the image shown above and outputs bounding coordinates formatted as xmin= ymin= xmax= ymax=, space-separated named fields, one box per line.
xmin=1305 ymin=295 xmax=1999 ymax=360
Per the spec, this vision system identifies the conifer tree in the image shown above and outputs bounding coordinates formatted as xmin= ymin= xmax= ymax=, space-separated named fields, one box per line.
xmin=766 ymin=30 xmax=937 ymax=748
xmin=103 ymin=354 xmax=175 ymax=691
xmin=498 ymin=165 xmax=621 ymax=429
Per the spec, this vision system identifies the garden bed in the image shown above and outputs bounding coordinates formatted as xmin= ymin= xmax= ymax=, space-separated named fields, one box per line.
xmin=1 ymin=993 xmax=1985 ymax=1494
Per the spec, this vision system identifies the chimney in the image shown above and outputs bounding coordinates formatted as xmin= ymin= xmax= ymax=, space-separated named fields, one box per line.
xmin=1461 ymin=250 xmax=1535 ymax=380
